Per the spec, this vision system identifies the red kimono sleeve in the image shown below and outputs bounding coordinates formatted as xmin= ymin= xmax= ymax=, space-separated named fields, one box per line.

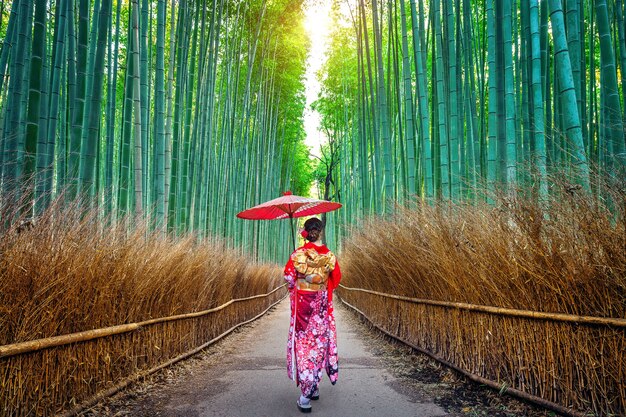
xmin=283 ymin=253 xmax=297 ymax=289
xmin=327 ymin=260 xmax=341 ymax=302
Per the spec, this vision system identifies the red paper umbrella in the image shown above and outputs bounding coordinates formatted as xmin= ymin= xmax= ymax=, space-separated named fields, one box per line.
xmin=236 ymin=191 xmax=342 ymax=248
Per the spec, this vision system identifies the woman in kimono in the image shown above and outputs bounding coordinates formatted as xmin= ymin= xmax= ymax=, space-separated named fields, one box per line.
xmin=283 ymin=217 xmax=341 ymax=413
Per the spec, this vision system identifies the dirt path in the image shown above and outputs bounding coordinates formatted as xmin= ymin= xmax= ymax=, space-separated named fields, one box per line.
xmin=84 ymin=300 xmax=549 ymax=417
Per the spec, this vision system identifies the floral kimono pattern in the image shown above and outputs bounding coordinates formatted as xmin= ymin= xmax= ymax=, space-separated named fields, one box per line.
xmin=284 ymin=242 xmax=341 ymax=399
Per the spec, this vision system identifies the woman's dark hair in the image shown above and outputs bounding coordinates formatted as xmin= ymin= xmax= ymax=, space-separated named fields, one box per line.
xmin=303 ymin=217 xmax=324 ymax=242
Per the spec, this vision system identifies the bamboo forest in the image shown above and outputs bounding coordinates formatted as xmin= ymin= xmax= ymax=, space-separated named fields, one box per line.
xmin=0 ymin=0 xmax=624 ymax=416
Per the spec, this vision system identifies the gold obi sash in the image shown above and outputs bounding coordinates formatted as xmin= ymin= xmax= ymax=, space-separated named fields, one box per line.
xmin=291 ymin=247 xmax=337 ymax=292
xmin=296 ymin=279 xmax=326 ymax=292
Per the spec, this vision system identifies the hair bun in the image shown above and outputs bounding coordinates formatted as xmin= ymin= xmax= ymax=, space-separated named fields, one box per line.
xmin=304 ymin=217 xmax=324 ymax=232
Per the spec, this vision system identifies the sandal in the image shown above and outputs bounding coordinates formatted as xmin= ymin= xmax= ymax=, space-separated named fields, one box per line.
xmin=297 ymin=399 xmax=312 ymax=413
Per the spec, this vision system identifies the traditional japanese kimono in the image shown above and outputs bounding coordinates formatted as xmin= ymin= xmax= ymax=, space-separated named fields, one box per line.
xmin=284 ymin=241 xmax=341 ymax=399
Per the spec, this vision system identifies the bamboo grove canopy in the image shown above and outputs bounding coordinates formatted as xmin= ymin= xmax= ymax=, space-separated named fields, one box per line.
xmin=0 ymin=0 xmax=315 ymax=262
xmin=312 ymin=0 xmax=625 ymax=247
xmin=1 ymin=0 xmax=626 ymax=253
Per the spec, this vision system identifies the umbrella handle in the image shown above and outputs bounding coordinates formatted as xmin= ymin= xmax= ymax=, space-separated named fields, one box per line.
xmin=289 ymin=214 xmax=296 ymax=250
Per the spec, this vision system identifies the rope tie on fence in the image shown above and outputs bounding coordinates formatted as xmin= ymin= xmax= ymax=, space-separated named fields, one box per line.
xmin=338 ymin=284 xmax=626 ymax=327
xmin=0 ymin=284 xmax=287 ymax=359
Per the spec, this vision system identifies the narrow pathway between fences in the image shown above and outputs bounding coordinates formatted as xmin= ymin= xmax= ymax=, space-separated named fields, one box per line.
xmin=88 ymin=299 xmax=449 ymax=417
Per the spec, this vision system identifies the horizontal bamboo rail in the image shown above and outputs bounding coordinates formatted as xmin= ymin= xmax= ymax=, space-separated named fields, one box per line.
xmin=60 ymin=293 xmax=287 ymax=417
xmin=339 ymin=297 xmax=586 ymax=417
xmin=0 ymin=284 xmax=287 ymax=359
xmin=338 ymin=284 xmax=626 ymax=327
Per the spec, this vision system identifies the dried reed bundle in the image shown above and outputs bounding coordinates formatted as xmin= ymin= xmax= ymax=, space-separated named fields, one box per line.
xmin=0 ymin=199 xmax=285 ymax=416
xmin=338 ymin=183 xmax=625 ymax=416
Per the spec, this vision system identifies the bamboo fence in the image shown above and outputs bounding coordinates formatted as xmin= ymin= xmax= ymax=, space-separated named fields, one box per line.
xmin=338 ymin=285 xmax=625 ymax=417
xmin=0 ymin=285 xmax=287 ymax=417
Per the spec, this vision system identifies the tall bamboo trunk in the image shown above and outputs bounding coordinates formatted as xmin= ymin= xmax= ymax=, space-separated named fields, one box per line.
xmin=399 ymin=0 xmax=416 ymax=196
xmin=131 ymin=0 xmax=143 ymax=214
xmin=154 ymin=0 xmax=166 ymax=227
xmin=80 ymin=0 xmax=111 ymax=200
xmin=595 ymin=0 xmax=625 ymax=176
xmin=548 ymin=0 xmax=590 ymax=190
xmin=371 ymin=0 xmax=393 ymax=209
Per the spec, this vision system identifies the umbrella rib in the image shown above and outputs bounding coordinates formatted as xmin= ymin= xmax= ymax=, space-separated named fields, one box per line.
xmin=294 ymin=202 xmax=316 ymax=213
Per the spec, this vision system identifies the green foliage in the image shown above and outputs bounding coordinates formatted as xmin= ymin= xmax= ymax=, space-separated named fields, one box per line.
xmin=290 ymin=139 xmax=317 ymax=196
xmin=315 ymin=0 xmax=626 ymax=248
xmin=0 ymin=0 xmax=314 ymax=262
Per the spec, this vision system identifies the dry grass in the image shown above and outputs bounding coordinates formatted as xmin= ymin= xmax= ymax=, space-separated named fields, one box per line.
xmin=0 ymin=196 xmax=284 ymax=416
xmin=338 ymin=181 xmax=625 ymax=416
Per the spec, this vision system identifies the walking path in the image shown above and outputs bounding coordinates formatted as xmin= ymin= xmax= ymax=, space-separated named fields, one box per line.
xmin=100 ymin=299 xmax=447 ymax=417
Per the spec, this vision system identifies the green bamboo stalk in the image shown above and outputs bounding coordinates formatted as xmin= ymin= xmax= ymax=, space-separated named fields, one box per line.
xmin=433 ymin=0 xmax=450 ymax=199
xmin=565 ymin=0 xmax=582 ymax=148
xmin=79 ymin=0 xmax=111 ymax=199
xmin=168 ymin=0 xmax=187 ymax=231
xmin=371 ymin=0 xmax=393 ymax=209
xmin=410 ymin=0 xmax=432 ymax=199
xmin=68 ymin=0 xmax=89 ymax=199
xmin=356 ymin=14 xmax=371 ymax=210
xmin=462 ymin=0 xmax=479 ymax=192
xmin=431 ymin=13 xmax=441 ymax=197
xmin=502 ymin=0 xmax=516 ymax=189
xmin=359 ymin=0 xmax=382 ymax=212
xmin=529 ymin=0 xmax=547 ymax=198
xmin=24 ymin=0 xmax=48 ymax=211
xmin=180 ymin=2 xmax=199 ymax=231
xmin=36 ymin=0 xmax=50 ymax=211
xmin=18 ymin=0 xmax=34 ymax=181
xmin=154 ymin=0 xmax=166 ymax=226
xmin=104 ymin=0 xmax=122 ymax=216
xmin=400 ymin=1 xmax=416 ymax=195
xmin=189 ymin=0 xmax=210 ymax=230
xmin=486 ymin=0 xmax=497 ymax=198
xmin=3 ymin=0 xmax=31 ymax=196
xmin=0 ymin=0 xmax=19 ymax=97
xmin=520 ymin=0 xmax=531 ymax=187
xmin=78 ymin=0 xmax=100 ymax=192
xmin=595 ymin=0 xmax=625 ymax=174
xmin=56 ymin=49 xmax=68 ymax=193
xmin=46 ymin=0 xmax=67 ymax=202
xmin=118 ymin=15 xmax=134 ymax=217
xmin=65 ymin=0 xmax=77 ymax=199
xmin=131 ymin=0 xmax=143 ymax=214
xmin=140 ymin=0 xmax=149 ymax=211
xmin=197 ymin=0 xmax=223 ymax=232
xmin=455 ymin=0 xmax=465 ymax=198
xmin=548 ymin=0 xmax=590 ymax=189
xmin=579 ymin=0 xmax=587 ymax=144
xmin=164 ymin=0 xmax=177 ymax=227
xmin=588 ymin=3 xmax=597 ymax=163
xmin=444 ymin=0 xmax=460 ymax=199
